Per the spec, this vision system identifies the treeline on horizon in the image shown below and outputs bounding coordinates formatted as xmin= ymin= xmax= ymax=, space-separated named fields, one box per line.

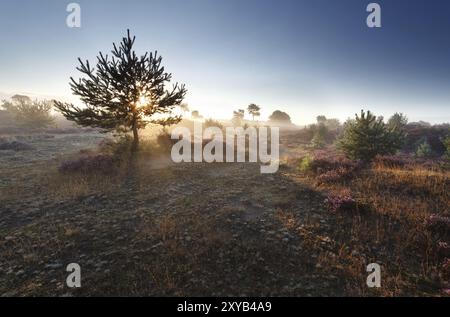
xmin=1 ymin=95 xmax=449 ymax=162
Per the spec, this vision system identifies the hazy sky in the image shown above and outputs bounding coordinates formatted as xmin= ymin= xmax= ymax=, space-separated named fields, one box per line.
xmin=0 ymin=0 xmax=449 ymax=125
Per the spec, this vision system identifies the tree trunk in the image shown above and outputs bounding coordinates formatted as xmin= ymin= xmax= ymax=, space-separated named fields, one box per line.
xmin=132 ymin=124 xmax=139 ymax=151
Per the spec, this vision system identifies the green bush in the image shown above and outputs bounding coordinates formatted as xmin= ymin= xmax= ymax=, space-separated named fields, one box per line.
xmin=444 ymin=136 xmax=450 ymax=159
xmin=415 ymin=139 xmax=433 ymax=158
xmin=310 ymin=123 xmax=328 ymax=148
xmin=298 ymin=155 xmax=313 ymax=172
xmin=338 ymin=110 xmax=404 ymax=161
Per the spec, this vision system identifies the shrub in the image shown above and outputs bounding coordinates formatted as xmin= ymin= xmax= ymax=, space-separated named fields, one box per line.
xmin=307 ymin=120 xmax=329 ymax=148
xmin=307 ymin=150 xmax=363 ymax=174
xmin=324 ymin=189 xmax=356 ymax=213
xmin=299 ymin=151 xmax=363 ymax=184
xmin=416 ymin=139 xmax=433 ymax=158
xmin=59 ymin=154 xmax=115 ymax=174
xmin=373 ymin=154 xmax=444 ymax=171
xmin=316 ymin=170 xmax=341 ymax=184
xmin=424 ymin=214 xmax=450 ymax=238
xmin=338 ymin=110 xmax=404 ymax=161
xmin=316 ymin=167 xmax=357 ymax=185
xmin=403 ymin=125 xmax=449 ymax=155
xmin=311 ymin=126 xmax=327 ymax=148
xmin=204 ymin=118 xmax=224 ymax=130
xmin=444 ymin=136 xmax=450 ymax=160
xmin=372 ymin=154 xmax=409 ymax=168
xmin=298 ymin=155 xmax=313 ymax=172
xmin=0 ymin=141 xmax=34 ymax=151
xmin=306 ymin=117 xmax=342 ymax=147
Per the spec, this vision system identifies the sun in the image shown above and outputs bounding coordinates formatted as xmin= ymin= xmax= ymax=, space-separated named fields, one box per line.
xmin=137 ymin=94 xmax=149 ymax=107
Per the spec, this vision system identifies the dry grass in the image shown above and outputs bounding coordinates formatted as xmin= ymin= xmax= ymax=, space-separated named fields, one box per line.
xmin=46 ymin=171 xmax=122 ymax=200
xmin=1 ymin=131 xmax=448 ymax=296
xmin=292 ymin=151 xmax=450 ymax=296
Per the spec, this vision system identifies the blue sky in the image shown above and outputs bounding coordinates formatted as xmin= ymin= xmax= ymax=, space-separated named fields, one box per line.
xmin=0 ymin=0 xmax=449 ymax=125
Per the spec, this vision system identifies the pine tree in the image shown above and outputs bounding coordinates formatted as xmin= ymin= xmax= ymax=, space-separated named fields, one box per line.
xmin=232 ymin=109 xmax=245 ymax=126
xmin=247 ymin=103 xmax=261 ymax=121
xmin=54 ymin=30 xmax=187 ymax=149
xmin=311 ymin=123 xmax=328 ymax=148
xmin=388 ymin=112 xmax=408 ymax=130
xmin=416 ymin=139 xmax=432 ymax=158
xmin=338 ymin=110 xmax=404 ymax=161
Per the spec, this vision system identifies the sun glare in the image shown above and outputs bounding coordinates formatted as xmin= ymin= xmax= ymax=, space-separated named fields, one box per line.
xmin=137 ymin=95 xmax=148 ymax=107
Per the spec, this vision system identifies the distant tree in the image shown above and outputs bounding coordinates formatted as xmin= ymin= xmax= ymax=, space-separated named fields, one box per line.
xmin=324 ymin=118 xmax=341 ymax=131
xmin=247 ymin=103 xmax=261 ymax=121
xmin=409 ymin=121 xmax=431 ymax=128
xmin=204 ymin=118 xmax=224 ymax=130
xmin=6 ymin=94 xmax=30 ymax=105
xmin=402 ymin=124 xmax=448 ymax=155
xmin=232 ymin=109 xmax=245 ymax=126
xmin=311 ymin=123 xmax=328 ymax=148
xmin=316 ymin=115 xmax=327 ymax=124
xmin=307 ymin=116 xmax=330 ymax=148
xmin=313 ymin=116 xmax=340 ymax=130
xmin=338 ymin=110 xmax=404 ymax=161
xmin=388 ymin=113 xmax=408 ymax=131
xmin=180 ymin=103 xmax=190 ymax=116
xmin=191 ymin=110 xmax=203 ymax=120
xmin=54 ymin=30 xmax=187 ymax=150
xmin=269 ymin=110 xmax=291 ymax=124
xmin=1 ymin=95 xmax=55 ymax=129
